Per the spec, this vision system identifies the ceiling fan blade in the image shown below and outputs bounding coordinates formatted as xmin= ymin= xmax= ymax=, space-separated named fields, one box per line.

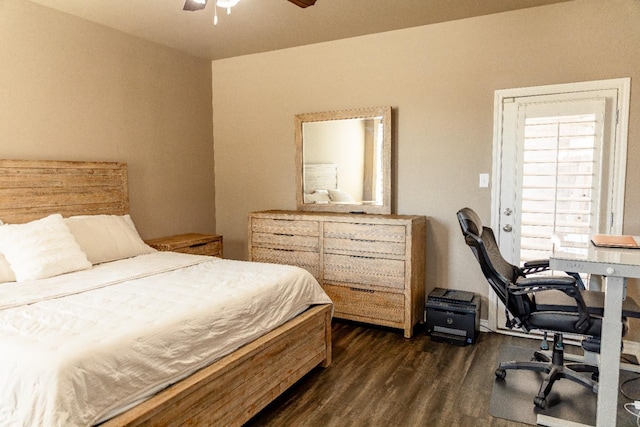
xmin=183 ymin=0 xmax=208 ymax=11
xmin=287 ymin=0 xmax=317 ymax=8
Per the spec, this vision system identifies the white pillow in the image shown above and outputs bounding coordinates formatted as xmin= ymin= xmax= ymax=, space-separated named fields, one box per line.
xmin=328 ymin=188 xmax=356 ymax=203
xmin=0 ymin=220 xmax=16 ymax=283
xmin=0 ymin=214 xmax=92 ymax=282
xmin=0 ymin=254 xmax=16 ymax=283
xmin=65 ymin=214 xmax=156 ymax=264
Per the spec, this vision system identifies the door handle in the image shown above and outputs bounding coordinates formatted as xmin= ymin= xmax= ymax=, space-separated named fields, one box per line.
xmin=503 ymin=224 xmax=513 ymax=232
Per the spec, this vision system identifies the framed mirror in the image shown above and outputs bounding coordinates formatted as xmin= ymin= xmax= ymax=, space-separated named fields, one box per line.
xmin=295 ymin=106 xmax=392 ymax=214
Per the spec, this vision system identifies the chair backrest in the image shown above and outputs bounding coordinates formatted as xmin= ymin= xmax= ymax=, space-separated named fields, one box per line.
xmin=456 ymin=207 xmax=533 ymax=324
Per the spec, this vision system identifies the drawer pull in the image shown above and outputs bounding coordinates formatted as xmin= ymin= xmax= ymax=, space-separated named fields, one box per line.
xmin=352 ymin=255 xmax=376 ymax=260
xmin=350 ymin=287 xmax=374 ymax=293
xmin=275 ymin=233 xmax=295 ymax=237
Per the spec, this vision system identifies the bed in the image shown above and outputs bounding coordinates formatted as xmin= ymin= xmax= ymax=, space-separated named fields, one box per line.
xmin=0 ymin=159 xmax=333 ymax=427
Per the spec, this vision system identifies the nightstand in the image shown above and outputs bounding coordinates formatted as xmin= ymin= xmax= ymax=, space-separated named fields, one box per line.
xmin=146 ymin=233 xmax=223 ymax=257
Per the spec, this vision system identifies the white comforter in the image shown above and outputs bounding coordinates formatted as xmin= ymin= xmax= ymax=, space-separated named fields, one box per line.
xmin=0 ymin=252 xmax=331 ymax=427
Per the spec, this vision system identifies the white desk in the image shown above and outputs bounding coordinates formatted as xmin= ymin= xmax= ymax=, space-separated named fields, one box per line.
xmin=550 ymin=243 xmax=640 ymax=427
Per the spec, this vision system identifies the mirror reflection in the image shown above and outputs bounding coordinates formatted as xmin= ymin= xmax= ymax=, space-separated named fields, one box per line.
xmin=295 ymin=106 xmax=392 ymax=214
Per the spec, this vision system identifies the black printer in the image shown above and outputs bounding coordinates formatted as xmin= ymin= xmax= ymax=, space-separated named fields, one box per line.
xmin=425 ymin=288 xmax=480 ymax=346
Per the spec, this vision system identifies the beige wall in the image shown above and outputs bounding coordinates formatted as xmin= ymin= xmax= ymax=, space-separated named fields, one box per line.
xmin=0 ymin=0 xmax=216 ymax=239
xmin=212 ymin=0 xmax=640 ymax=317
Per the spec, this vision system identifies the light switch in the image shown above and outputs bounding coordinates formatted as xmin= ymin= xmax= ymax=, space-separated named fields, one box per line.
xmin=479 ymin=173 xmax=489 ymax=188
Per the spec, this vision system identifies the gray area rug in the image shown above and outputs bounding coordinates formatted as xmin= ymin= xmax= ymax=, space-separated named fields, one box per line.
xmin=489 ymin=345 xmax=640 ymax=426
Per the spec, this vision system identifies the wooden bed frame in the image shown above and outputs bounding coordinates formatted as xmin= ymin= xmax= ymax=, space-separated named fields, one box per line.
xmin=0 ymin=159 xmax=332 ymax=426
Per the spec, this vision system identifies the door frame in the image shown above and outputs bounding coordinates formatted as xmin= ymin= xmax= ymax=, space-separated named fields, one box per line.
xmin=488 ymin=78 xmax=631 ymax=332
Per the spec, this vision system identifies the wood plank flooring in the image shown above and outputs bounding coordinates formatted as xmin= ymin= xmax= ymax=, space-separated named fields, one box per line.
xmin=245 ymin=320 xmax=544 ymax=427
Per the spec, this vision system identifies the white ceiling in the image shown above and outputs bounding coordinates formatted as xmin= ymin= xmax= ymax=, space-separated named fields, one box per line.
xmin=27 ymin=0 xmax=573 ymax=60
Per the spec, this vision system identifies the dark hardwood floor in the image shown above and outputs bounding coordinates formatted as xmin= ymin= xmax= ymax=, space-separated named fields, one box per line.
xmin=245 ymin=320 xmax=546 ymax=427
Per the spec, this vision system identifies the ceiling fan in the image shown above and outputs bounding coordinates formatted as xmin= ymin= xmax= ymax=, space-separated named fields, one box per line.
xmin=183 ymin=0 xmax=316 ymax=11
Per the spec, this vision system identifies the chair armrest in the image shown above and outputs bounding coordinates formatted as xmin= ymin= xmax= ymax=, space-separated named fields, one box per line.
xmin=522 ymin=259 xmax=550 ymax=275
xmin=520 ymin=259 xmax=586 ymax=289
xmin=510 ymin=276 xmax=592 ymax=334
xmin=513 ymin=275 xmax=574 ymax=289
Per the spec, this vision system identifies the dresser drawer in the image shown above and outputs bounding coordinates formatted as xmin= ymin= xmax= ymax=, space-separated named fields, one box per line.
xmin=251 ymin=247 xmax=320 ymax=279
xmin=324 ymin=222 xmax=405 ymax=242
xmin=323 ymin=283 xmax=404 ymax=324
xmin=252 ymin=218 xmax=319 ymax=236
xmin=324 ymin=237 xmax=405 ymax=257
xmin=324 ymin=253 xmax=405 ymax=289
xmin=250 ymin=232 xmax=319 ymax=252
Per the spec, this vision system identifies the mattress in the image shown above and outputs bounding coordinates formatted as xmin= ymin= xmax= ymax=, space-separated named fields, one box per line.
xmin=0 ymin=252 xmax=331 ymax=427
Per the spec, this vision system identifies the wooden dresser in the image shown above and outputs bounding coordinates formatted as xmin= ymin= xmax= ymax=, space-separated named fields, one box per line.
xmin=248 ymin=210 xmax=426 ymax=338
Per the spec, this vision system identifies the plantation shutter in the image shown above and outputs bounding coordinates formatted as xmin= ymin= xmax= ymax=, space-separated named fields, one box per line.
xmin=516 ymin=99 xmax=606 ymax=265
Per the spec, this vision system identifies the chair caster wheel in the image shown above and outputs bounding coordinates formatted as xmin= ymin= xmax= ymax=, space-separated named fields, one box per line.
xmin=534 ymin=396 xmax=547 ymax=409
xmin=495 ymin=368 xmax=506 ymax=380
xmin=592 ymin=372 xmax=599 ymax=382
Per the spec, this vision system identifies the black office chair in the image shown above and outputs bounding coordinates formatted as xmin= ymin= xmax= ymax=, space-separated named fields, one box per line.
xmin=456 ymin=207 xmax=640 ymax=409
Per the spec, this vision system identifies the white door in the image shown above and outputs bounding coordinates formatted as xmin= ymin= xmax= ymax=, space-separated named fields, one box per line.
xmin=490 ymin=79 xmax=630 ymax=332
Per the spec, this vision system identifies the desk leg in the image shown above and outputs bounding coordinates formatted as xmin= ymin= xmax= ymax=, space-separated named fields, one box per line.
xmin=597 ymin=276 xmax=625 ymax=427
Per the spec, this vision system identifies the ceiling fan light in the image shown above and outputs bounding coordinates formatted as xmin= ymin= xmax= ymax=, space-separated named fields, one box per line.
xmin=216 ymin=0 xmax=240 ymax=8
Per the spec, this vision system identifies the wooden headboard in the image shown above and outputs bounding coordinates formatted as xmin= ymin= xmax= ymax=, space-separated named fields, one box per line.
xmin=303 ymin=163 xmax=338 ymax=194
xmin=0 ymin=159 xmax=128 ymax=224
